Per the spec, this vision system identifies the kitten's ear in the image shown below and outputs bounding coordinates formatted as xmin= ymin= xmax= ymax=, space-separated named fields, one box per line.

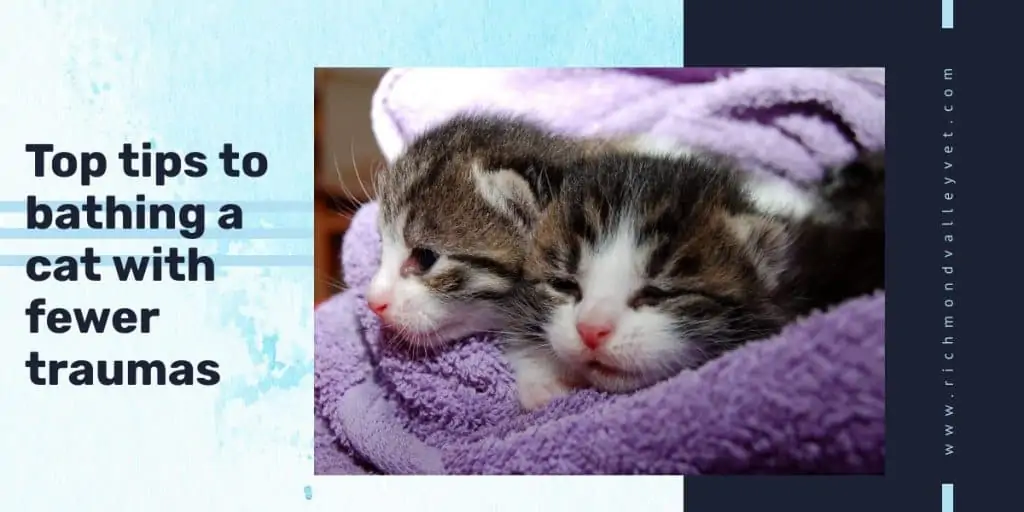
xmin=471 ymin=164 xmax=541 ymax=229
xmin=724 ymin=214 xmax=792 ymax=290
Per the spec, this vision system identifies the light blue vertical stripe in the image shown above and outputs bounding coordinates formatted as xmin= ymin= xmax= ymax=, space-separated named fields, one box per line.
xmin=942 ymin=0 xmax=954 ymax=29
xmin=942 ymin=484 xmax=954 ymax=512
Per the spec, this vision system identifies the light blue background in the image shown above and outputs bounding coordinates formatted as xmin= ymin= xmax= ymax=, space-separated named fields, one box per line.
xmin=0 ymin=0 xmax=683 ymax=509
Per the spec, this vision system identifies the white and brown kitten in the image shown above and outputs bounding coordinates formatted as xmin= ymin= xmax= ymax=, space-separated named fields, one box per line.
xmin=506 ymin=151 xmax=885 ymax=409
xmin=368 ymin=115 xmax=654 ymax=347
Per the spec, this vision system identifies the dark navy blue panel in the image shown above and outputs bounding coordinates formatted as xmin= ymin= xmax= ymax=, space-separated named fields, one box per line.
xmin=683 ymin=0 xmax=1003 ymax=510
xmin=685 ymin=0 xmax=891 ymax=66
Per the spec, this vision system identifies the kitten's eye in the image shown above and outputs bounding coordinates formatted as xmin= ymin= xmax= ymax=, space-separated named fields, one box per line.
xmin=630 ymin=286 xmax=676 ymax=308
xmin=400 ymin=247 xmax=440 ymax=277
xmin=548 ymin=278 xmax=582 ymax=299
xmin=630 ymin=286 xmax=734 ymax=308
xmin=410 ymin=247 xmax=439 ymax=270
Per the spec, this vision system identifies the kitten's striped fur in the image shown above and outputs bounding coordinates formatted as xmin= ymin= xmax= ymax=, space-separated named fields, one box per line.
xmin=506 ymin=151 xmax=884 ymax=408
xmin=368 ymin=115 xmax=638 ymax=346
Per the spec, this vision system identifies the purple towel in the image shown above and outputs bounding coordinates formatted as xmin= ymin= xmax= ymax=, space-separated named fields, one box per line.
xmin=315 ymin=67 xmax=886 ymax=475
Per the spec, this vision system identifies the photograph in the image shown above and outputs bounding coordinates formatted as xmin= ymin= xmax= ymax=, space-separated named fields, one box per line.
xmin=313 ymin=67 xmax=886 ymax=475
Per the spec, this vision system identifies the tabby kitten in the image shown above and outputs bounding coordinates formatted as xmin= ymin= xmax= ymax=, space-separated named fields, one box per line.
xmin=506 ymin=151 xmax=884 ymax=409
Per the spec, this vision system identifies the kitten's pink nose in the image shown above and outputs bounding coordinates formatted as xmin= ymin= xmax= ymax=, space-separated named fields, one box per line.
xmin=576 ymin=322 xmax=614 ymax=350
xmin=367 ymin=294 xmax=390 ymax=317
xmin=369 ymin=300 xmax=389 ymax=316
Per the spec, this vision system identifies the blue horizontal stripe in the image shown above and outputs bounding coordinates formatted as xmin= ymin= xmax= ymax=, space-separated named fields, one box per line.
xmin=0 ymin=254 xmax=312 ymax=267
xmin=0 ymin=200 xmax=312 ymax=213
xmin=0 ymin=228 xmax=310 ymax=239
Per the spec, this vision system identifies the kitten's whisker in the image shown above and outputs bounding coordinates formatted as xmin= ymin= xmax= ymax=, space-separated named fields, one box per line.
xmin=487 ymin=330 xmax=530 ymax=337
xmin=319 ymin=276 xmax=347 ymax=292
xmin=331 ymin=200 xmax=360 ymax=220
xmin=429 ymin=330 xmax=445 ymax=355
xmin=351 ymin=138 xmax=374 ymax=201
xmin=333 ymin=210 xmax=356 ymax=221
xmin=332 ymin=152 xmax=363 ymax=205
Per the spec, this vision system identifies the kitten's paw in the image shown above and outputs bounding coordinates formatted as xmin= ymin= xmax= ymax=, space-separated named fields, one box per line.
xmin=516 ymin=375 xmax=573 ymax=411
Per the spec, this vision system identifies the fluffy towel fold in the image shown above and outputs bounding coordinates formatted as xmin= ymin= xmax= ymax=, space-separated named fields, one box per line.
xmin=315 ymin=67 xmax=886 ymax=474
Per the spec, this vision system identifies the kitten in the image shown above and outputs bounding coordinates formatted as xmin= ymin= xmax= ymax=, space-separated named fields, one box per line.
xmin=506 ymin=151 xmax=885 ymax=409
xmin=368 ymin=114 xmax=641 ymax=347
